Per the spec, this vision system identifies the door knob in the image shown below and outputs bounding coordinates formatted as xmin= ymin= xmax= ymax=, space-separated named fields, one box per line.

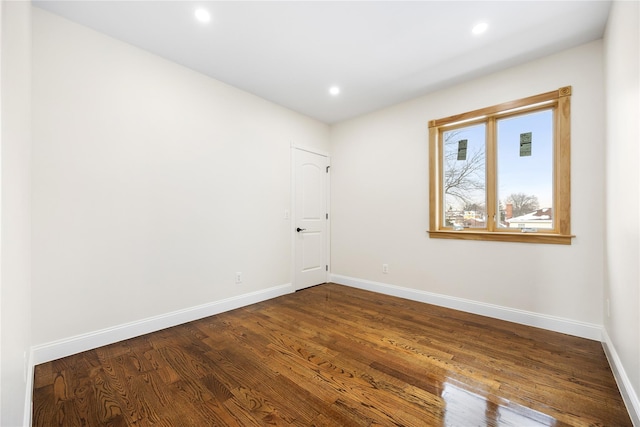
xmin=296 ymin=227 xmax=306 ymax=232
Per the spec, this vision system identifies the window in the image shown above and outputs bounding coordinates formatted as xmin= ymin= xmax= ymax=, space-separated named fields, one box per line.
xmin=428 ymin=87 xmax=573 ymax=244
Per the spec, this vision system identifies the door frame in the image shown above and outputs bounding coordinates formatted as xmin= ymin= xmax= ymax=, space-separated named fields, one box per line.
xmin=291 ymin=144 xmax=331 ymax=291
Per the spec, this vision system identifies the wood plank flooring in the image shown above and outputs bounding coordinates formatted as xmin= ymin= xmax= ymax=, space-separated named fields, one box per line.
xmin=32 ymin=284 xmax=632 ymax=426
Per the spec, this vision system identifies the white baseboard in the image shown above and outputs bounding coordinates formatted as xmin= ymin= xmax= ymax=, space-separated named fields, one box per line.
xmin=31 ymin=283 xmax=294 ymax=366
xmin=26 ymin=278 xmax=635 ymax=426
xmin=602 ymin=328 xmax=640 ymax=426
xmin=24 ymin=349 xmax=34 ymax=427
xmin=332 ymin=275 xmax=639 ymax=424
xmin=330 ymin=274 xmax=602 ymax=341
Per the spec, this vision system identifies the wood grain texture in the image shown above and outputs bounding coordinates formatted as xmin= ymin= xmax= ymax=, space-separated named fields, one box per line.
xmin=33 ymin=284 xmax=631 ymax=426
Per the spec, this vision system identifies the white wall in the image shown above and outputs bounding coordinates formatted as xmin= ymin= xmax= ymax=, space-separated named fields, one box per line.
xmin=331 ymin=41 xmax=605 ymax=327
xmin=1 ymin=1 xmax=32 ymax=425
xmin=31 ymin=8 xmax=329 ymax=346
xmin=604 ymin=0 xmax=640 ymax=417
xmin=25 ymin=3 xmax=639 ymax=424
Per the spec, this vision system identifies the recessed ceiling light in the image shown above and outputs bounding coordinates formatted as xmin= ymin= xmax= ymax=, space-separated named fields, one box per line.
xmin=195 ymin=8 xmax=211 ymax=23
xmin=472 ymin=22 xmax=488 ymax=35
xmin=329 ymin=86 xmax=340 ymax=96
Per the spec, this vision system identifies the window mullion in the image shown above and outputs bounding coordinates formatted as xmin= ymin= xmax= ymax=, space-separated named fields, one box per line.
xmin=486 ymin=118 xmax=497 ymax=231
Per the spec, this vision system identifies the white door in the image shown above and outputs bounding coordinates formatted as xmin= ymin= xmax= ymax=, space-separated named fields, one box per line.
xmin=293 ymin=148 xmax=329 ymax=290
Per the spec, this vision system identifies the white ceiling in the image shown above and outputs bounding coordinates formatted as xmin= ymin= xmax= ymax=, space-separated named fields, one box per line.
xmin=32 ymin=1 xmax=611 ymax=124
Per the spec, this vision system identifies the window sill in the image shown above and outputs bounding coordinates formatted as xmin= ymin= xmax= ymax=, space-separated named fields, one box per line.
xmin=427 ymin=230 xmax=574 ymax=245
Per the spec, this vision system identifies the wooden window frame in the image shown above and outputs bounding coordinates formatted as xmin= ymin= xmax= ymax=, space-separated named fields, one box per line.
xmin=428 ymin=87 xmax=573 ymax=245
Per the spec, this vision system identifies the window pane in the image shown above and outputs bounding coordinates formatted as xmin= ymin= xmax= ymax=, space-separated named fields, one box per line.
xmin=497 ymin=109 xmax=554 ymax=230
xmin=442 ymin=123 xmax=486 ymax=229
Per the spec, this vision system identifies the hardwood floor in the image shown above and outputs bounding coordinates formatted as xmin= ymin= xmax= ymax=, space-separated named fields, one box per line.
xmin=33 ymin=283 xmax=631 ymax=426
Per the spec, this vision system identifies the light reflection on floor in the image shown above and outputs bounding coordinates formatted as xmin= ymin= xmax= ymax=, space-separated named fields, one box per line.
xmin=441 ymin=381 xmax=556 ymax=426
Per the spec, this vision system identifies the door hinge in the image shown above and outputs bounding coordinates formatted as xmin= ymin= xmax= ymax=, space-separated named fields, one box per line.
xmin=326 ymin=166 xmax=330 ymax=173
xmin=326 ymin=265 xmax=329 ymax=271
xmin=326 ymin=213 xmax=329 ymax=220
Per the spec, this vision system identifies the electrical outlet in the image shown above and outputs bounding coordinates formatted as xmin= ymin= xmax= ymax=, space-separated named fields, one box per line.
xmin=382 ymin=264 xmax=389 ymax=274
xmin=235 ymin=272 xmax=242 ymax=284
